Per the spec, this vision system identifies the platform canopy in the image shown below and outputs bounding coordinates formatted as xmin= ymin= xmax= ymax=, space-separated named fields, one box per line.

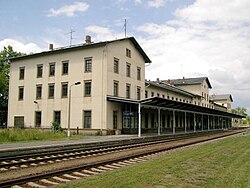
xmin=107 ymin=96 xmax=244 ymax=119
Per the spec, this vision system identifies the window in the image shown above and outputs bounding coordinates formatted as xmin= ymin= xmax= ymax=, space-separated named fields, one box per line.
xmin=126 ymin=48 xmax=131 ymax=58
xmin=145 ymin=90 xmax=148 ymax=98
xmin=14 ymin=116 xmax=24 ymax=128
xmin=62 ymin=61 xmax=69 ymax=75
xmin=48 ymin=84 xmax=55 ymax=99
xmin=61 ymin=82 xmax=68 ymax=98
xmin=126 ymin=84 xmax=130 ymax=99
xmin=19 ymin=67 xmax=25 ymax=80
xmin=37 ymin=65 xmax=43 ymax=78
xmin=113 ymin=111 xmax=118 ymax=129
xmin=162 ymin=94 xmax=165 ymax=98
xmin=35 ymin=111 xmax=42 ymax=128
xmin=126 ymin=63 xmax=131 ymax=77
xmin=137 ymin=67 xmax=141 ymax=80
xmin=18 ymin=86 xmax=24 ymax=100
xmin=113 ymin=81 xmax=119 ymax=97
xmin=49 ymin=63 xmax=55 ymax=76
xmin=145 ymin=113 xmax=148 ymax=128
xmin=84 ymin=81 xmax=91 ymax=96
xmin=36 ymin=85 xmax=42 ymax=99
xmin=151 ymin=114 xmax=155 ymax=128
xmin=151 ymin=92 xmax=154 ymax=97
xmin=54 ymin=111 xmax=61 ymax=125
xmin=157 ymin=93 xmax=160 ymax=97
xmin=85 ymin=58 xmax=92 ymax=72
xmin=137 ymin=87 xmax=141 ymax=100
xmin=84 ymin=111 xmax=91 ymax=128
xmin=114 ymin=58 xmax=119 ymax=73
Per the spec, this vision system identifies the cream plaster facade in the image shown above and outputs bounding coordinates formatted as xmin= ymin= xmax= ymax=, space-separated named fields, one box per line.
xmin=8 ymin=37 xmax=148 ymax=131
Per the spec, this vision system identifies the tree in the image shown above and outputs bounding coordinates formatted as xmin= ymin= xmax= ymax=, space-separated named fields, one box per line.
xmin=231 ymin=107 xmax=248 ymax=117
xmin=0 ymin=46 xmax=25 ymax=127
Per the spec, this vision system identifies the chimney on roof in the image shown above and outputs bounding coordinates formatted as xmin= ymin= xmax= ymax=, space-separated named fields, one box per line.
xmin=167 ymin=79 xmax=171 ymax=84
xmin=49 ymin=44 xmax=53 ymax=50
xmin=156 ymin=78 xmax=160 ymax=83
xmin=85 ymin=35 xmax=91 ymax=44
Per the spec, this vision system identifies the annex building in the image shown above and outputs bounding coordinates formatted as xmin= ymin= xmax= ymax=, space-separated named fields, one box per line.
xmin=8 ymin=36 xmax=242 ymax=135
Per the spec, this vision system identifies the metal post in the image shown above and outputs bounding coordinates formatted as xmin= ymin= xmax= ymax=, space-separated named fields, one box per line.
xmin=67 ymin=87 xmax=72 ymax=137
xmin=158 ymin=107 xmax=161 ymax=136
xmin=202 ymin=114 xmax=204 ymax=131
xmin=173 ymin=110 xmax=176 ymax=134
xmin=67 ymin=82 xmax=81 ymax=138
xmin=208 ymin=115 xmax=210 ymax=131
xmin=184 ymin=112 xmax=187 ymax=133
xmin=194 ymin=113 xmax=196 ymax=132
xmin=138 ymin=103 xmax=141 ymax=137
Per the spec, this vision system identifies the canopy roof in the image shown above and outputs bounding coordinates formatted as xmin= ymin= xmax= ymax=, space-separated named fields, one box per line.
xmin=107 ymin=96 xmax=244 ymax=119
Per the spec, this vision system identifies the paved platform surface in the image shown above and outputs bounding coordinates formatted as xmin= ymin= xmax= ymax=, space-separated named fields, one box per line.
xmin=0 ymin=134 xmax=140 ymax=152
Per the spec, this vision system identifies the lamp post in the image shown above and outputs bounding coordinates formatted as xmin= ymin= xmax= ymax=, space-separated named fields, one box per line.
xmin=67 ymin=81 xmax=81 ymax=137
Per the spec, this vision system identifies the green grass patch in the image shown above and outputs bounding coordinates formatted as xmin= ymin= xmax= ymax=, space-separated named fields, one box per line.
xmin=57 ymin=132 xmax=250 ymax=188
xmin=0 ymin=129 xmax=83 ymax=143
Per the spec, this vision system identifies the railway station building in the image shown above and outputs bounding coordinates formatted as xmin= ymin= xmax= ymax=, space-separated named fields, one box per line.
xmin=8 ymin=36 xmax=242 ymax=135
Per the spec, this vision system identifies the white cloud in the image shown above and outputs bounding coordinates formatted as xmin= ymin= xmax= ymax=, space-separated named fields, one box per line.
xmin=175 ymin=0 xmax=250 ymax=23
xmin=147 ymin=0 xmax=167 ymax=8
xmin=136 ymin=0 xmax=250 ymax=112
xmin=0 ymin=39 xmax=43 ymax=54
xmin=48 ymin=2 xmax=89 ymax=17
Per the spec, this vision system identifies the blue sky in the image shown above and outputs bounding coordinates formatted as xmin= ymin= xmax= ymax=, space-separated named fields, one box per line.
xmin=1 ymin=0 xmax=250 ymax=113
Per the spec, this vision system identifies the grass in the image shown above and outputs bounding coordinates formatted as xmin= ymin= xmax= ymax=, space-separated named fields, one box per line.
xmin=56 ymin=132 xmax=250 ymax=188
xmin=0 ymin=129 xmax=83 ymax=143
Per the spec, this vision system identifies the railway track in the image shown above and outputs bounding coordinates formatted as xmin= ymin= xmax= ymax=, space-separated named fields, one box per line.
xmin=0 ymin=129 xmax=248 ymax=188
xmin=0 ymin=131 xmax=221 ymax=172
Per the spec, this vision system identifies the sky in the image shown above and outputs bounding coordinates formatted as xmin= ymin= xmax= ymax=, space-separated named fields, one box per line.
xmin=1 ymin=0 xmax=250 ymax=114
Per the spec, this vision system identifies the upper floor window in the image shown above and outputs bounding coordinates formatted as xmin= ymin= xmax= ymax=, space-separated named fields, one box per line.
xmin=126 ymin=63 xmax=131 ymax=77
xmin=145 ymin=90 xmax=148 ymax=98
xmin=113 ymin=81 xmax=119 ymax=97
xmin=19 ymin=67 xmax=25 ymax=80
xmin=126 ymin=48 xmax=131 ymax=58
xmin=151 ymin=92 xmax=154 ymax=97
xmin=49 ymin=63 xmax=55 ymax=76
xmin=84 ymin=81 xmax=91 ymax=96
xmin=62 ymin=61 xmax=69 ymax=75
xmin=114 ymin=58 xmax=119 ymax=73
xmin=137 ymin=87 xmax=141 ymax=100
xmin=48 ymin=84 xmax=55 ymax=99
xmin=36 ymin=85 xmax=42 ymax=100
xmin=61 ymin=82 xmax=68 ymax=98
xmin=18 ymin=86 xmax=24 ymax=100
xmin=37 ymin=64 xmax=43 ymax=78
xmin=126 ymin=84 xmax=131 ymax=99
xmin=85 ymin=58 xmax=92 ymax=72
xmin=137 ymin=67 xmax=141 ymax=80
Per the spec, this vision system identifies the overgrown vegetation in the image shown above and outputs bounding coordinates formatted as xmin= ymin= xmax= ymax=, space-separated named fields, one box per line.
xmin=51 ymin=121 xmax=63 ymax=133
xmin=57 ymin=132 xmax=250 ymax=188
xmin=0 ymin=129 xmax=67 ymax=143
xmin=232 ymin=107 xmax=250 ymax=126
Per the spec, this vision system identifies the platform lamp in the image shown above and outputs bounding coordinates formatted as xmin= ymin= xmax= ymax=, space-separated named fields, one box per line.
xmin=67 ymin=81 xmax=81 ymax=137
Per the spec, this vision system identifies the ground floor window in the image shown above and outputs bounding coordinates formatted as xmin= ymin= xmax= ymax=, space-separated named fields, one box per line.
xmin=113 ymin=111 xmax=118 ymax=129
xmin=84 ymin=111 xmax=91 ymax=128
xmin=35 ymin=111 xmax=42 ymax=127
xmin=14 ymin=116 xmax=24 ymax=128
xmin=54 ymin=111 xmax=61 ymax=125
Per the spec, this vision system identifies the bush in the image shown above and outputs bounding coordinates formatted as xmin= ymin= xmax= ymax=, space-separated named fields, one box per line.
xmin=51 ymin=122 xmax=63 ymax=133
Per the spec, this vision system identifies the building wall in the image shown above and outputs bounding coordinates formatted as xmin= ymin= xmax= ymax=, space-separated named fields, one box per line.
xmin=145 ymin=85 xmax=193 ymax=103
xmin=8 ymin=39 xmax=147 ymax=131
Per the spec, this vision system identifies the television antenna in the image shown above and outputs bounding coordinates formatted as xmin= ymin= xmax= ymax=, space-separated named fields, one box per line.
xmin=67 ymin=29 xmax=75 ymax=46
